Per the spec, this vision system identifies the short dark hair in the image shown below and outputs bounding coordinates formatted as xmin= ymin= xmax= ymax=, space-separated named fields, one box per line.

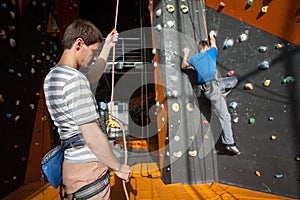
xmin=62 ymin=19 xmax=103 ymax=49
xmin=198 ymin=40 xmax=209 ymax=51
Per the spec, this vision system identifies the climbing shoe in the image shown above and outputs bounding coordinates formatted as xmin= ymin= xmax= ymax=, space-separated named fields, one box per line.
xmin=226 ymin=145 xmax=241 ymax=155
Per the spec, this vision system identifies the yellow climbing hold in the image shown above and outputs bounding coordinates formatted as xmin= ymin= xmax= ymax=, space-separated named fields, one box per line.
xmin=180 ymin=5 xmax=189 ymax=14
xmin=261 ymin=6 xmax=268 ymax=13
xmin=263 ymin=79 xmax=271 ymax=87
xmin=172 ymin=103 xmax=180 ymax=112
xmin=166 ymin=4 xmax=175 ymax=13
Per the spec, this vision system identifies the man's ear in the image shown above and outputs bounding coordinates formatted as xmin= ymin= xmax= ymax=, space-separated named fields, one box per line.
xmin=75 ymin=38 xmax=84 ymax=50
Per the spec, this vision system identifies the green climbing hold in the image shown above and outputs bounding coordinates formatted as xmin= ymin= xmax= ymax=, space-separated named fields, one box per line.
xmin=249 ymin=117 xmax=255 ymax=124
xmin=282 ymin=76 xmax=295 ymax=84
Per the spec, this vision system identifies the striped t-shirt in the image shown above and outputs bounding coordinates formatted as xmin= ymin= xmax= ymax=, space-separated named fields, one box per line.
xmin=44 ymin=65 xmax=100 ymax=163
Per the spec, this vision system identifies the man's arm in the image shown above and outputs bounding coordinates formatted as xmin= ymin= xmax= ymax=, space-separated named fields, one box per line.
xmin=80 ymin=121 xmax=130 ymax=180
xmin=85 ymin=30 xmax=119 ymax=83
xmin=181 ymin=47 xmax=190 ymax=69
xmin=209 ymin=30 xmax=217 ymax=49
xmin=209 ymin=30 xmax=219 ymax=80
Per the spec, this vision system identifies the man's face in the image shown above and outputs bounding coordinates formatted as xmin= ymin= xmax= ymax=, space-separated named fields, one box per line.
xmin=80 ymin=42 xmax=102 ymax=68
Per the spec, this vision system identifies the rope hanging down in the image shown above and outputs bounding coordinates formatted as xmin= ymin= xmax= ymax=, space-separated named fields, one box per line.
xmin=109 ymin=0 xmax=129 ymax=199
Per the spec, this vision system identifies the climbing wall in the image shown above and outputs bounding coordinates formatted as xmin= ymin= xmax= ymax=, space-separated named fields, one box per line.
xmin=204 ymin=3 xmax=300 ymax=198
xmin=0 ymin=0 xmax=67 ymax=198
xmin=152 ymin=0 xmax=220 ymax=185
xmin=153 ymin=0 xmax=300 ymax=198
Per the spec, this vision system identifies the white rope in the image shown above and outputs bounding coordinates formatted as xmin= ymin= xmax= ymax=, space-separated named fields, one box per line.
xmin=109 ymin=0 xmax=129 ymax=199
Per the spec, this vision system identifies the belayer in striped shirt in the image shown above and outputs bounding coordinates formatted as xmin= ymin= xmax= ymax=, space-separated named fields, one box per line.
xmin=44 ymin=19 xmax=130 ymax=200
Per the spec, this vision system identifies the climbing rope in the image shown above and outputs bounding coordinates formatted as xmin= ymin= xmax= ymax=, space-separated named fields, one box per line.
xmin=109 ymin=0 xmax=129 ymax=199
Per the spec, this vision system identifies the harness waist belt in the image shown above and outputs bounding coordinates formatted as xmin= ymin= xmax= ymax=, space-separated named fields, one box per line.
xmin=73 ymin=170 xmax=110 ymax=200
xmin=204 ymin=79 xmax=218 ymax=85
xmin=61 ymin=134 xmax=86 ymax=150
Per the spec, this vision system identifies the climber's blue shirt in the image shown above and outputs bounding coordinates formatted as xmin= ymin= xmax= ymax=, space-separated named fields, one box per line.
xmin=188 ymin=47 xmax=218 ymax=84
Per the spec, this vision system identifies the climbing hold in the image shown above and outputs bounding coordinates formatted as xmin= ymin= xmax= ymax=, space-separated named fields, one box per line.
xmin=261 ymin=6 xmax=268 ymax=13
xmin=1 ymin=3 xmax=7 ymax=9
xmin=172 ymin=103 xmax=180 ymax=112
xmin=282 ymin=76 xmax=295 ymax=85
xmin=170 ymin=75 xmax=178 ymax=81
xmin=9 ymin=38 xmax=16 ymax=47
xmin=21 ymin=156 xmax=27 ymax=162
xmin=15 ymin=115 xmax=20 ymax=122
xmin=227 ymin=70 xmax=234 ymax=77
xmin=6 ymin=113 xmax=13 ymax=118
xmin=152 ymin=48 xmax=156 ymax=55
xmin=174 ymin=136 xmax=180 ymax=141
xmin=258 ymin=46 xmax=267 ymax=53
xmin=233 ymin=116 xmax=239 ymax=123
xmin=186 ymin=103 xmax=194 ymax=111
xmin=156 ymin=9 xmax=162 ymax=17
xmin=217 ymin=2 xmax=225 ymax=12
xmin=0 ymin=94 xmax=4 ymax=103
xmin=268 ymin=116 xmax=274 ymax=121
xmin=172 ymin=90 xmax=178 ymax=97
xmin=31 ymin=67 xmax=36 ymax=74
xmin=263 ymin=79 xmax=271 ymax=87
xmin=274 ymin=173 xmax=283 ymax=179
xmin=166 ymin=4 xmax=175 ymax=13
xmin=275 ymin=43 xmax=284 ymax=49
xmin=249 ymin=117 xmax=255 ymax=124
xmin=188 ymin=150 xmax=197 ymax=157
xmin=295 ymin=157 xmax=300 ymax=161
xmin=247 ymin=0 xmax=253 ymax=6
xmin=270 ymin=135 xmax=277 ymax=140
xmin=166 ymin=20 xmax=175 ymax=28
xmin=0 ymin=29 xmax=7 ymax=40
xmin=10 ymin=11 xmax=16 ymax=19
xmin=73 ymin=3 xmax=79 ymax=8
xmin=229 ymin=101 xmax=238 ymax=109
xmin=8 ymin=68 xmax=14 ymax=74
xmin=238 ymin=32 xmax=248 ymax=42
xmin=36 ymin=24 xmax=42 ymax=32
xmin=255 ymin=170 xmax=261 ymax=177
xmin=219 ymin=2 xmax=225 ymax=7
xmin=258 ymin=60 xmax=270 ymax=69
xmin=203 ymin=119 xmax=209 ymax=124
xmin=239 ymin=33 xmax=248 ymax=42
xmin=173 ymin=151 xmax=182 ymax=158
xmin=223 ymin=38 xmax=234 ymax=49
xmin=180 ymin=5 xmax=189 ymax=14
xmin=155 ymin=24 xmax=162 ymax=31
xmin=41 ymin=116 xmax=47 ymax=121
xmin=244 ymin=83 xmax=254 ymax=90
